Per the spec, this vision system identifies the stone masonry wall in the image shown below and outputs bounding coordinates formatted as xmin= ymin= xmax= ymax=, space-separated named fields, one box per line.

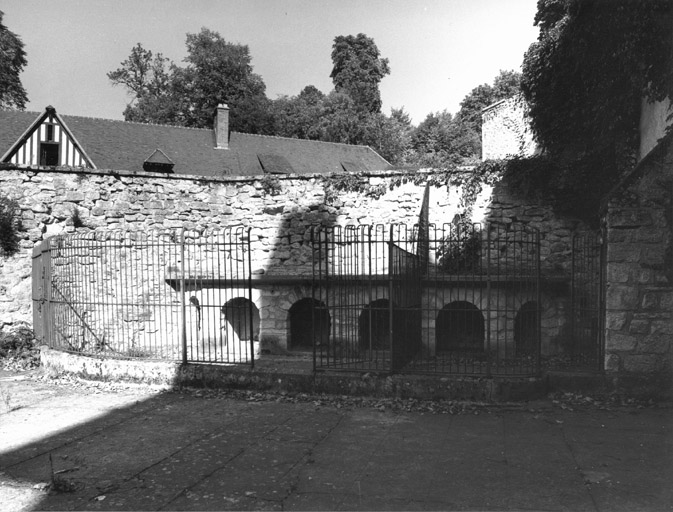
xmin=604 ymin=136 xmax=673 ymax=384
xmin=0 ymin=166 xmax=588 ymax=355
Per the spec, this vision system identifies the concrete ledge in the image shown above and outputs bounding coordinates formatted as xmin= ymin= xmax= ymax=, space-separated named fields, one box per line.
xmin=546 ymin=370 xmax=673 ymax=400
xmin=40 ymin=347 xmax=548 ymax=402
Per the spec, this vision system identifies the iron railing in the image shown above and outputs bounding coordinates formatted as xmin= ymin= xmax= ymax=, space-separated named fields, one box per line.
xmin=569 ymin=231 xmax=604 ymax=370
xmin=311 ymin=222 xmax=541 ymax=376
xmin=32 ymin=227 xmax=255 ymax=365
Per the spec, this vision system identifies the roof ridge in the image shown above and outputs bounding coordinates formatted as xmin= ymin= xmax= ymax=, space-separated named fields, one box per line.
xmin=233 ymin=130 xmax=372 ymax=150
xmin=61 ymin=113 xmax=213 ymax=132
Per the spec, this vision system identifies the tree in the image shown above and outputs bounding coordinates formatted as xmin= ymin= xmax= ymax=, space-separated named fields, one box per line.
xmin=109 ymin=28 xmax=270 ymax=131
xmin=0 ymin=10 xmax=28 ymax=111
xmin=271 ymin=86 xmax=327 ymax=140
xmin=330 ymin=33 xmax=390 ymax=114
xmin=179 ymin=28 xmax=267 ymax=128
xmin=107 ymin=43 xmax=180 ymax=124
xmin=458 ymin=70 xmax=521 ymax=131
xmin=518 ymin=0 xmax=673 ymax=219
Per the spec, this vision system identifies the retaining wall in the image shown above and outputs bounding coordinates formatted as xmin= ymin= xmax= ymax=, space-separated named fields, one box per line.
xmin=1 ymin=166 xmax=586 ymax=355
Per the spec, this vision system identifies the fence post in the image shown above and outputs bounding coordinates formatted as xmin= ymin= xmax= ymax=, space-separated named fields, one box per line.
xmin=536 ymin=228 xmax=542 ymax=375
xmin=246 ymin=227 xmax=255 ymax=369
xmin=485 ymin=224 xmax=492 ymax=377
xmin=43 ymin=239 xmax=52 ymax=347
xmin=180 ymin=228 xmax=187 ymax=365
xmin=388 ymin=225 xmax=394 ymax=371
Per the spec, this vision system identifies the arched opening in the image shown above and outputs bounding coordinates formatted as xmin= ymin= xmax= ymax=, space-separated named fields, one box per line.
xmin=435 ymin=301 xmax=484 ymax=352
xmin=221 ymin=298 xmax=260 ymax=341
xmin=514 ymin=301 xmax=539 ymax=356
xmin=288 ymin=298 xmax=330 ymax=350
xmin=358 ymin=299 xmax=392 ymax=351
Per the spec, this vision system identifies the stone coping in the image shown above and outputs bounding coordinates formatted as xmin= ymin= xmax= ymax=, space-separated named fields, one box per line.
xmin=39 ymin=346 xmax=547 ymax=402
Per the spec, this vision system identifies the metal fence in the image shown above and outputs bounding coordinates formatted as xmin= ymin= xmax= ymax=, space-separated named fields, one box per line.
xmin=570 ymin=231 xmax=604 ymax=370
xmin=32 ymin=227 xmax=255 ymax=365
xmin=311 ymin=222 xmax=541 ymax=376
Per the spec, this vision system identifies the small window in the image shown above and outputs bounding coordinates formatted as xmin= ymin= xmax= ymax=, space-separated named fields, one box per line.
xmin=40 ymin=143 xmax=59 ymax=166
xmin=46 ymin=124 xmax=54 ymax=141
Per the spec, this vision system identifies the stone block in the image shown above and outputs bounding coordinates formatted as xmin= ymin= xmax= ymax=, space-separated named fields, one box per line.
xmin=608 ymin=209 xmax=652 ymax=228
xmin=635 ymin=228 xmax=664 ymax=243
xmin=607 ymin=244 xmax=641 ymax=263
xmin=628 ymin=319 xmax=650 ymax=334
xmin=635 ymin=268 xmax=653 ymax=284
xmin=606 ymin=312 xmax=628 ymax=330
xmin=607 ymin=228 xmax=634 ymax=243
xmin=651 ymin=320 xmax=673 ymax=335
xmin=604 ymin=353 xmax=621 ymax=371
xmin=642 ymin=290 xmax=673 ymax=310
xmin=607 ymin=263 xmax=631 ymax=283
xmin=642 ymin=245 xmax=665 ymax=265
xmin=622 ymin=354 xmax=660 ymax=373
xmin=606 ymin=285 xmax=639 ymax=310
xmin=606 ymin=331 xmax=637 ymax=351
xmin=640 ymin=333 xmax=671 ymax=354
xmin=64 ymin=191 xmax=85 ymax=202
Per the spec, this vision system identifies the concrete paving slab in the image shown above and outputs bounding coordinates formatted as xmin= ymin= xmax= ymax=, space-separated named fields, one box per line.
xmin=0 ymin=372 xmax=672 ymax=511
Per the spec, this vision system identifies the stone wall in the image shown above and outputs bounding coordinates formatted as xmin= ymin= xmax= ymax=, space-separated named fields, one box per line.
xmin=604 ymin=135 xmax=673 ymax=387
xmin=1 ymin=165 xmax=588 ymax=356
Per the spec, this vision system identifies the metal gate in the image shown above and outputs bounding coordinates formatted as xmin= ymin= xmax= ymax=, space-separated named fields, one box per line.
xmin=311 ymin=222 xmax=541 ymax=376
xmin=32 ymin=227 xmax=255 ymax=365
xmin=570 ymin=231 xmax=604 ymax=369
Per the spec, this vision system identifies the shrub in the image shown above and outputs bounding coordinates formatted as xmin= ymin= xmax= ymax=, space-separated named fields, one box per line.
xmin=0 ymin=326 xmax=39 ymax=370
xmin=0 ymin=194 xmax=21 ymax=256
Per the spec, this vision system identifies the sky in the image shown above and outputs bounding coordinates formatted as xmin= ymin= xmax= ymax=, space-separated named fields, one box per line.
xmin=2 ymin=0 xmax=540 ymax=126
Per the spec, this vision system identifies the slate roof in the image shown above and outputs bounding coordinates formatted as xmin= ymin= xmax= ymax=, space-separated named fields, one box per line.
xmin=0 ymin=108 xmax=391 ymax=176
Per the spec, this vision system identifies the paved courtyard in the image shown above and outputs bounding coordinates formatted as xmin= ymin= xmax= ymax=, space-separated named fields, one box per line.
xmin=0 ymin=370 xmax=671 ymax=511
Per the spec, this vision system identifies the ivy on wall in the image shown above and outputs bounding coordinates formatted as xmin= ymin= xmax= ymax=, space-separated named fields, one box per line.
xmin=318 ymin=160 xmax=503 ymax=219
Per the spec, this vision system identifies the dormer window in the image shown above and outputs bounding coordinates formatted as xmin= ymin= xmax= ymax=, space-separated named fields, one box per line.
xmin=143 ymin=148 xmax=174 ymax=173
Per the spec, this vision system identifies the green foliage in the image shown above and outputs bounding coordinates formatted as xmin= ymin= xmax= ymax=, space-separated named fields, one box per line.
xmin=520 ymin=0 xmax=673 ymax=220
xmin=259 ymin=174 xmax=282 ymax=196
xmin=437 ymin=228 xmax=482 ymax=274
xmin=0 ymin=194 xmax=20 ymax=256
xmin=330 ymin=33 xmax=390 ymax=114
xmin=321 ymin=173 xmax=386 ymax=204
xmin=70 ymin=207 xmax=84 ymax=229
xmin=0 ymin=326 xmax=38 ymax=370
xmin=0 ymin=10 xmax=28 ymax=110
xmin=401 ymin=70 xmax=521 ymax=168
xmin=318 ymin=161 xmax=503 ymax=217
xmin=109 ymin=29 xmax=270 ymax=131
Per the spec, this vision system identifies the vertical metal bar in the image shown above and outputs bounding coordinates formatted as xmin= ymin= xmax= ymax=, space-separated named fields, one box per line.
xmin=598 ymin=228 xmax=606 ymax=371
xmin=180 ymin=228 xmax=187 ymax=365
xmin=43 ymin=239 xmax=52 ymax=347
xmin=247 ymin=227 xmax=255 ymax=368
xmin=485 ymin=223 xmax=492 ymax=377
xmin=388 ymin=224 xmax=394 ymax=373
xmin=571 ymin=233 xmax=576 ymax=362
xmin=368 ymin=225 xmax=373 ymax=357
xmin=311 ymin=226 xmax=317 ymax=371
xmin=535 ymin=228 xmax=542 ymax=375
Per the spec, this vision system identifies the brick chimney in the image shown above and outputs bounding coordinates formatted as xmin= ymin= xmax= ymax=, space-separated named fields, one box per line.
xmin=215 ymin=104 xmax=230 ymax=149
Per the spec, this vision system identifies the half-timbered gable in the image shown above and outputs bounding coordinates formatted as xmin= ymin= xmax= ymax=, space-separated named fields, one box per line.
xmin=1 ymin=106 xmax=94 ymax=168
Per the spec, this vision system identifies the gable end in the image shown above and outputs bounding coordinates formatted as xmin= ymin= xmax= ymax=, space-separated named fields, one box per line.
xmin=2 ymin=107 xmax=95 ymax=168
